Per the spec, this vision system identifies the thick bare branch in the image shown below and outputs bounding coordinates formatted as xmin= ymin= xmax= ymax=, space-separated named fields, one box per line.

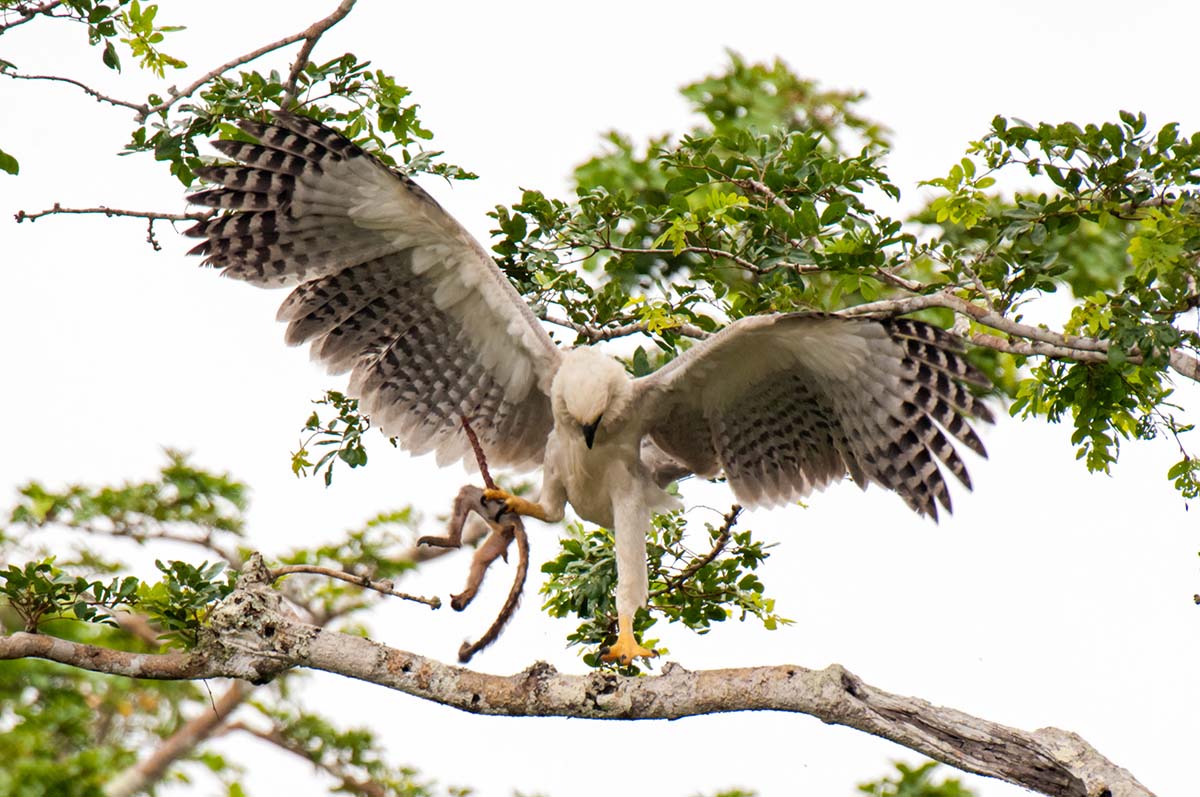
xmin=0 ymin=565 xmax=1153 ymax=797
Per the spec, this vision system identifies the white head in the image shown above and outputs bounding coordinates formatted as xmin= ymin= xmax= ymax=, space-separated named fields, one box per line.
xmin=551 ymin=347 xmax=632 ymax=448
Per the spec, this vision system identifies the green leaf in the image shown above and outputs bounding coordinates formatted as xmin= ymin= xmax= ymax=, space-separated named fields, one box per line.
xmin=0 ymin=147 xmax=18 ymax=175
xmin=102 ymin=40 xmax=121 ymax=71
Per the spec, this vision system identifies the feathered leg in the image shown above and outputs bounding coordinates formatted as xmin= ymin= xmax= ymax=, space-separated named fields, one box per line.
xmin=601 ymin=492 xmax=657 ymax=665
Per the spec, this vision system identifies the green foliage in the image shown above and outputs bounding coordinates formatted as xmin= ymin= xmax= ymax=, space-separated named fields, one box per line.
xmin=9 ymin=449 xmax=248 ymax=535
xmin=293 ymin=390 xmax=392 ymax=485
xmin=540 ymin=511 xmax=789 ymax=673
xmin=136 ymin=559 xmax=234 ymax=648
xmin=0 ymin=622 xmax=200 ymax=797
xmin=0 ymin=554 xmax=231 ymax=647
xmin=0 ymin=455 xmax=452 ymax=795
xmin=249 ymin=703 xmax=441 ymax=796
xmin=0 ymin=558 xmax=138 ymax=632
xmin=122 ymin=50 xmax=478 ymax=186
xmin=858 ymin=760 xmax=975 ymax=797
xmin=0 ymin=144 xmax=18 ymax=174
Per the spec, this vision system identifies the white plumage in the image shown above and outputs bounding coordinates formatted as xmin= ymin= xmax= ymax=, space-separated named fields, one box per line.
xmin=186 ymin=114 xmax=993 ymax=662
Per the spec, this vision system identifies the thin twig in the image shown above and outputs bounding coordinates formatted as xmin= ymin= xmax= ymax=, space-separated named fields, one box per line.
xmin=105 ymin=681 xmax=252 ymax=797
xmin=145 ymin=0 xmax=357 ymax=119
xmin=0 ymin=0 xmax=64 ymax=33
xmin=650 ymin=505 xmax=742 ymax=599
xmin=64 ymin=521 xmax=242 ymax=566
xmin=270 ymin=564 xmax=441 ymax=609
xmin=840 ymin=288 xmax=1200 ymax=383
xmin=1 ymin=71 xmax=147 ymax=112
xmin=732 ymin=177 xmax=791 ymax=212
xmin=542 ymin=314 xmax=710 ymax=342
xmin=14 ymin=203 xmax=212 ymax=224
xmin=225 ymin=722 xmax=389 ymax=797
xmin=596 ymin=242 xmax=820 ymax=277
xmin=281 ymin=0 xmax=357 ymax=101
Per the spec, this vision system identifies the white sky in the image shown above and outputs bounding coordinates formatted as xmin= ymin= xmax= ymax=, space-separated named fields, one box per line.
xmin=2 ymin=1 xmax=1198 ymax=795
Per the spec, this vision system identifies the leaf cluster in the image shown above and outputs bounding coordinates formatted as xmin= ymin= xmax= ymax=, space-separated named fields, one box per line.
xmin=292 ymin=390 xmax=386 ymax=485
xmin=540 ymin=511 xmax=789 ymax=674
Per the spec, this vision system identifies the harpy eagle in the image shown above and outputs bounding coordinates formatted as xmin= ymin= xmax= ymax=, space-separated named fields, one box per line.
xmin=186 ymin=113 xmax=993 ymax=664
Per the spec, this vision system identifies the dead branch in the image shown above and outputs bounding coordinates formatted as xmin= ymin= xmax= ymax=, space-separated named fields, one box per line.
xmin=0 ymin=575 xmax=1153 ymax=797
xmin=270 ymin=564 xmax=441 ymax=609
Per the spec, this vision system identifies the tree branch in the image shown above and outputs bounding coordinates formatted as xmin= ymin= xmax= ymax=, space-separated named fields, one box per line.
xmin=650 ymin=504 xmax=741 ymax=599
xmin=105 ymin=680 xmax=252 ymax=797
xmin=145 ymin=0 xmax=357 ymax=119
xmin=225 ymin=722 xmax=389 ymax=797
xmin=270 ymin=564 xmax=441 ymax=609
xmin=0 ymin=1 xmax=65 ymax=33
xmin=1 ymin=71 xmax=147 ymax=111
xmin=0 ymin=563 xmax=1153 ymax=797
xmin=839 ymin=289 xmax=1200 ymax=384
xmin=281 ymin=0 xmax=357 ymax=101
xmin=14 ymin=203 xmax=212 ymax=224
xmin=542 ymin=314 xmax=710 ymax=342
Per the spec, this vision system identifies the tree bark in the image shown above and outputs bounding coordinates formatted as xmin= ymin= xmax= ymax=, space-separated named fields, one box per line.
xmin=0 ymin=556 xmax=1152 ymax=797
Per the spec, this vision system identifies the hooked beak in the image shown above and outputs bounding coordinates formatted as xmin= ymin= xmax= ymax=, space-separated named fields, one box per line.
xmin=582 ymin=418 xmax=600 ymax=449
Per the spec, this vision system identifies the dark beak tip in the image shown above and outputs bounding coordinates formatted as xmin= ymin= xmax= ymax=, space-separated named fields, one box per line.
xmin=583 ymin=421 xmax=599 ymax=449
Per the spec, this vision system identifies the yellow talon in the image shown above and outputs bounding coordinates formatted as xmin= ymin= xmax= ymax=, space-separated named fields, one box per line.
xmin=600 ymin=614 xmax=658 ymax=665
xmin=482 ymin=488 xmax=550 ymax=522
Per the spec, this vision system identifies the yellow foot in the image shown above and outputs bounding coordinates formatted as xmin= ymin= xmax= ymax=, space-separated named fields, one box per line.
xmin=600 ymin=615 xmax=658 ymax=665
xmin=482 ymin=488 xmax=550 ymax=522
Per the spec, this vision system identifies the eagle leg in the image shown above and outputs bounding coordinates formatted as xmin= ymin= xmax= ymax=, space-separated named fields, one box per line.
xmin=481 ymin=488 xmax=553 ymax=522
xmin=600 ymin=614 xmax=657 ymax=665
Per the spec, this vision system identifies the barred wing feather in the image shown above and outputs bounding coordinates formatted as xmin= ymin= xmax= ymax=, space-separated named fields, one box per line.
xmin=633 ymin=314 xmax=993 ymax=519
xmin=185 ymin=113 xmax=561 ymax=470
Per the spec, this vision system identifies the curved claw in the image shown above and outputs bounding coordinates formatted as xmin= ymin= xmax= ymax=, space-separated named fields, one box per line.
xmin=600 ymin=635 xmax=658 ymax=666
xmin=481 ymin=488 xmax=550 ymax=522
xmin=599 ymin=614 xmax=658 ymax=665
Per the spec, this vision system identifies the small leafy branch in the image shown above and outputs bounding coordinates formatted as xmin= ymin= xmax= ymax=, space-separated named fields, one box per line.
xmin=540 ymin=505 xmax=789 ymax=673
xmin=292 ymin=391 xmax=388 ymax=485
xmin=0 ymin=556 xmax=232 ymax=647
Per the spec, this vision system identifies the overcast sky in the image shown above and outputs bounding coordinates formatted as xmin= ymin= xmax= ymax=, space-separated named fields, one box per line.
xmin=2 ymin=2 xmax=1198 ymax=795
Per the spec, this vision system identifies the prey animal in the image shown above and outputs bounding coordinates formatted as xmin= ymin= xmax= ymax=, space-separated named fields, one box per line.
xmin=186 ymin=113 xmax=993 ymax=664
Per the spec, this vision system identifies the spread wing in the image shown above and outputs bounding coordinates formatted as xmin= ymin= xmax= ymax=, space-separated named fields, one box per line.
xmin=632 ymin=314 xmax=994 ymax=519
xmin=185 ymin=113 xmax=561 ymax=469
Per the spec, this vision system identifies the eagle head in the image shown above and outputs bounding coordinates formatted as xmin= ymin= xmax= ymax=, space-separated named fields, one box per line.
xmin=551 ymin=347 xmax=632 ymax=448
